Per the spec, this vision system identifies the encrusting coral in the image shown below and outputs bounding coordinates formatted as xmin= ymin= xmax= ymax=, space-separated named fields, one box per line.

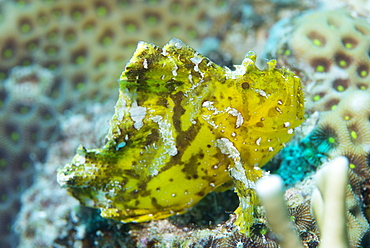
xmin=57 ymin=38 xmax=305 ymax=233
xmin=0 ymin=65 xmax=62 ymax=246
xmin=0 ymin=0 xmax=234 ymax=101
xmin=265 ymin=9 xmax=370 ymax=246
xmin=270 ymin=10 xmax=370 ymax=113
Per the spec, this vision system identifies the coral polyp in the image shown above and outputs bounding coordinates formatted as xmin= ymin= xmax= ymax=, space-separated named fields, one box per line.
xmin=57 ymin=38 xmax=304 ymax=230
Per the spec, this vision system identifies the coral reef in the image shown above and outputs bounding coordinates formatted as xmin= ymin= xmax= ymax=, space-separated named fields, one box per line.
xmin=265 ymin=8 xmax=370 ymax=247
xmin=256 ymin=175 xmax=304 ymax=248
xmin=9 ymin=2 xmax=370 ymax=248
xmin=269 ymin=10 xmax=370 ymax=113
xmin=258 ymin=157 xmax=365 ymax=248
xmin=311 ymin=156 xmax=351 ymax=248
xmin=0 ymin=65 xmax=62 ymax=246
xmin=14 ymin=100 xmax=119 ymax=248
xmin=219 ymin=0 xmax=316 ymax=64
xmin=0 ymin=0 xmax=234 ymax=101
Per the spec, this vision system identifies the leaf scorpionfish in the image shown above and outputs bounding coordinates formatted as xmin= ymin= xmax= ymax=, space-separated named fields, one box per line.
xmin=57 ymin=38 xmax=304 ymax=230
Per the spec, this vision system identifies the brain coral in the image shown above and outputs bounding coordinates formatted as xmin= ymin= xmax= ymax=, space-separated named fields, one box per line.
xmin=309 ymin=91 xmax=370 ymax=247
xmin=273 ymin=10 xmax=370 ymax=113
xmin=267 ymin=9 xmax=370 ymax=246
xmin=0 ymin=65 xmax=61 ymax=247
xmin=271 ymin=9 xmax=370 ymax=180
xmin=0 ymin=0 xmax=233 ymax=101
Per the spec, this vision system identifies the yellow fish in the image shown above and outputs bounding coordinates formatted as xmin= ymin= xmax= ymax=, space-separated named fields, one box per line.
xmin=57 ymin=38 xmax=304 ymax=227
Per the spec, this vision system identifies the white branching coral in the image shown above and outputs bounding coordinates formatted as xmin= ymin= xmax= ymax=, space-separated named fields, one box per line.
xmin=256 ymin=156 xmax=354 ymax=248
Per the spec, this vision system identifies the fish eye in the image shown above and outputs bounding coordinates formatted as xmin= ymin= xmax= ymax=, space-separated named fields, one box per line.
xmin=241 ymin=82 xmax=249 ymax=89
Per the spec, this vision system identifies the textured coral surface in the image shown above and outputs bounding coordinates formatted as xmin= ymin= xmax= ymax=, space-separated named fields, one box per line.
xmin=6 ymin=1 xmax=370 ymax=248
xmin=267 ymin=9 xmax=370 ymax=247
xmin=275 ymin=10 xmax=370 ymax=113
xmin=0 ymin=65 xmax=62 ymax=247
xmin=0 ymin=0 xmax=232 ymax=101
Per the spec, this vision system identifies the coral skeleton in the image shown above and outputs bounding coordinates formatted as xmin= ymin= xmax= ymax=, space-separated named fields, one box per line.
xmin=256 ymin=175 xmax=304 ymax=248
xmin=311 ymin=156 xmax=350 ymax=248
xmin=257 ymin=156 xmax=352 ymax=248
